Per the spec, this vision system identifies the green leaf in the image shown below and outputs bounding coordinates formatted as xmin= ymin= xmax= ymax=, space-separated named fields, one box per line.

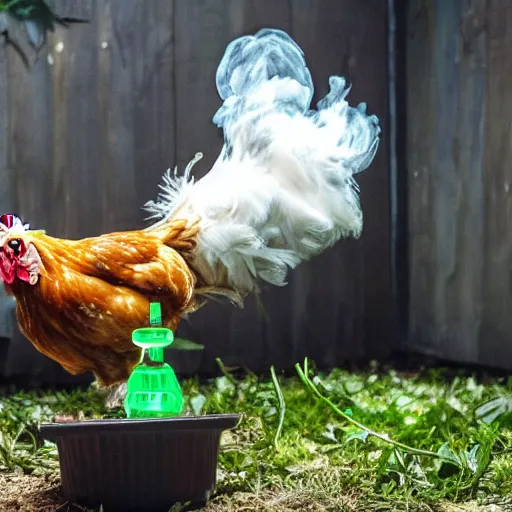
xmin=345 ymin=429 xmax=369 ymax=443
xmin=322 ymin=424 xmax=338 ymax=443
xmin=393 ymin=448 xmax=407 ymax=470
xmin=475 ymin=397 xmax=512 ymax=424
xmin=463 ymin=444 xmax=480 ymax=474
xmin=190 ymin=394 xmax=207 ymax=415
xmin=170 ymin=338 xmax=204 ymax=351
xmin=396 ymin=395 xmax=413 ymax=408
xmin=436 ymin=443 xmax=462 ymax=478
xmin=344 ymin=381 xmax=364 ymax=394
xmin=437 ymin=443 xmax=462 ymax=468
xmin=216 ymin=376 xmax=235 ymax=394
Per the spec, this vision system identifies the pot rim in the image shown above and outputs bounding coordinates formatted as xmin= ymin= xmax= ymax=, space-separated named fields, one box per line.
xmin=40 ymin=413 xmax=240 ymax=439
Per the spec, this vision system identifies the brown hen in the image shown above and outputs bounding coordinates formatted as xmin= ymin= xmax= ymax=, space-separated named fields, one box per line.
xmin=3 ymin=219 xmax=201 ymax=385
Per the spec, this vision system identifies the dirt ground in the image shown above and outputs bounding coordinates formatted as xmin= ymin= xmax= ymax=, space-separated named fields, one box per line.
xmin=0 ymin=473 xmax=65 ymax=512
xmin=0 ymin=473 xmax=511 ymax=512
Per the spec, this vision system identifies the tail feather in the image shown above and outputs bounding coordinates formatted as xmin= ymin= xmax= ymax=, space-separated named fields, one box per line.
xmin=144 ymin=28 xmax=380 ymax=302
xmin=215 ymin=28 xmax=313 ymax=105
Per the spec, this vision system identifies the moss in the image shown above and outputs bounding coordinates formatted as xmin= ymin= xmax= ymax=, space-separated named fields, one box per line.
xmin=0 ymin=364 xmax=511 ymax=511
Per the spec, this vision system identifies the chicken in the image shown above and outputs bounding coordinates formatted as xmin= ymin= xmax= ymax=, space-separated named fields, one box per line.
xmin=0 ymin=28 xmax=380 ymax=387
xmin=0 ymin=214 xmax=200 ymax=385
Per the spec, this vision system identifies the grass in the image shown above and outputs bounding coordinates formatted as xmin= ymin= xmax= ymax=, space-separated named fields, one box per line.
xmin=0 ymin=361 xmax=511 ymax=511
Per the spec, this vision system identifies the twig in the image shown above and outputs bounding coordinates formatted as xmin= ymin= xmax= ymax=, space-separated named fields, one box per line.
xmin=295 ymin=358 xmax=447 ymax=461
xmin=270 ymin=365 xmax=285 ymax=451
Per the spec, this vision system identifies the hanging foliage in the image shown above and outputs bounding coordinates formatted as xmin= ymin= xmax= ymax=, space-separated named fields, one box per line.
xmin=0 ymin=0 xmax=87 ymax=66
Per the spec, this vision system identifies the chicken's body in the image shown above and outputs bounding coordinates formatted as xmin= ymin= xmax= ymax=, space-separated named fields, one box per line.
xmin=0 ymin=29 xmax=381 ymax=386
xmin=4 ymin=220 xmax=199 ymax=384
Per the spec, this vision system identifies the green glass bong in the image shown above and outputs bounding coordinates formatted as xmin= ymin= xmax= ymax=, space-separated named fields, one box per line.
xmin=124 ymin=302 xmax=184 ymax=418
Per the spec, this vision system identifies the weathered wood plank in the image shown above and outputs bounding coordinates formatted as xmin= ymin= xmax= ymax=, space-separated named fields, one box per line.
xmin=7 ymin=29 xmax=53 ymax=231
xmin=479 ymin=0 xmax=512 ymax=367
xmin=96 ymin=0 xmax=176 ymax=232
xmin=0 ymin=39 xmax=15 ymax=341
xmin=174 ymin=0 xmax=231 ymax=176
xmin=52 ymin=0 xmax=102 ymax=237
xmin=292 ymin=0 xmax=393 ymax=363
xmin=406 ymin=1 xmax=499 ymax=365
xmin=0 ymin=32 xmax=10 ymax=204
xmin=130 ymin=1 xmax=175 ymax=226
xmin=4 ymin=8 xmax=56 ymax=377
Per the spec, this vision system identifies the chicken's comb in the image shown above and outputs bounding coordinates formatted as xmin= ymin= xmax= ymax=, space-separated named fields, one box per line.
xmin=0 ymin=214 xmax=16 ymax=229
xmin=0 ymin=214 xmax=28 ymax=231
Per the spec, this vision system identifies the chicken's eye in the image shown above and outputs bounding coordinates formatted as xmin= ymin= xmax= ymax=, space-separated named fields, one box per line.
xmin=7 ymin=239 xmax=21 ymax=256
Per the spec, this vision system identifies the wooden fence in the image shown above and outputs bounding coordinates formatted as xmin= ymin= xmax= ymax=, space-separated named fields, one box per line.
xmin=0 ymin=0 xmax=393 ymax=384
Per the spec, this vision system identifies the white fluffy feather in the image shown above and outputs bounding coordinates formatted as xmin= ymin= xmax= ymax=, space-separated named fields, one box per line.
xmin=144 ymin=28 xmax=380 ymax=299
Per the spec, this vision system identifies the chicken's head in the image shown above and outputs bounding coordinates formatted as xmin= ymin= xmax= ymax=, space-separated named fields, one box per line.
xmin=0 ymin=214 xmax=42 ymax=286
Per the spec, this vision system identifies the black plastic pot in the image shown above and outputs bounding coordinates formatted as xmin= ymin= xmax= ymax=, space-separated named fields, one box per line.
xmin=40 ymin=414 xmax=239 ymax=511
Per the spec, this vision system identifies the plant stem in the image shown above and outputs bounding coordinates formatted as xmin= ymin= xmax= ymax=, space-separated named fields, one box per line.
xmin=270 ymin=365 xmax=285 ymax=451
xmin=295 ymin=358 xmax=446 ymax=460
xmin=215 ymin=357 xmax=237 ymax=385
